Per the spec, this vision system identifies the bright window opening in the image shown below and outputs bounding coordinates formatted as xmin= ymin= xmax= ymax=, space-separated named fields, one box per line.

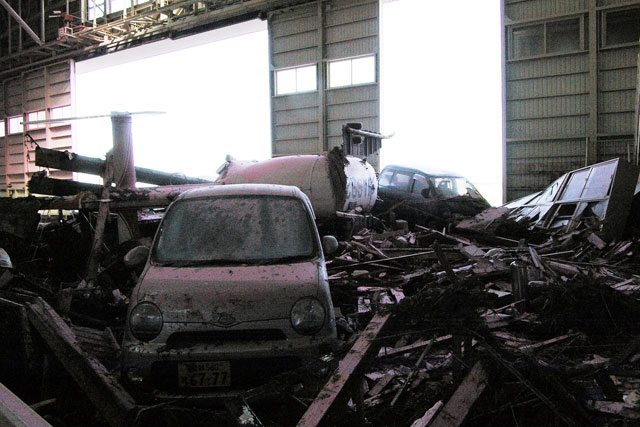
xmin=275 ymin=65 xmax=317 ymax=95
xmin=27 ymin=110 xmax=46 ymax=130
xmin=328 ymin=55 xmax=376 ymax=88
xmin=51 ymin=106 xmax=72 ymax=121
xmin=8 ymin=116 xmax=23 ymax=134
xmin=0 ymin=121 xmax=5 ymax=138
xmin=87 ymin=0 xmax=105 ymax=20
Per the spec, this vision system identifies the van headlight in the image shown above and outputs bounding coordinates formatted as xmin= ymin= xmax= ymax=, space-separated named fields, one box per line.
xmin=129 ymin=302 xmax=163 ymax=341
xmin=291 ymin=297 xmax=325 ymax=335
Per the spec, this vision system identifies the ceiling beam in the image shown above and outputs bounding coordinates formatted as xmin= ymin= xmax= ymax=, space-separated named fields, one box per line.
xmin=0 ymin=0 xmax=43 ymax=46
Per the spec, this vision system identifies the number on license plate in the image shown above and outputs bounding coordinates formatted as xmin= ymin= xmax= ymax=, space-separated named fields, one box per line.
xmin=178 ymin=361 xmax=231 ymax=388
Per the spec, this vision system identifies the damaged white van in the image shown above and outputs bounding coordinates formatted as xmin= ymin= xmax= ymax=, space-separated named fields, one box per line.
xmin=121 ymin=184 xmax=338 ymax=394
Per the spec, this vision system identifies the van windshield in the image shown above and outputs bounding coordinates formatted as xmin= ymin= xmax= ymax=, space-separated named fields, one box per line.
xmin=152 ymin=195 xmax=317 ymax=266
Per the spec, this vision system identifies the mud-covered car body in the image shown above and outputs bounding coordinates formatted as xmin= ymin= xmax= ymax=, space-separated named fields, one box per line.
xmin=121 ymin=184 xmax=336 ymax=395
xmin=373 ymin=164 xmax=490 ymax=226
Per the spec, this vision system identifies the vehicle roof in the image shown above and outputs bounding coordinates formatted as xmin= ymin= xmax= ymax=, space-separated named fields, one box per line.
xmin=381 ymin=164 xmax=464 ymax=178
xmin=177 ymin=183 xmax=308 ymax=200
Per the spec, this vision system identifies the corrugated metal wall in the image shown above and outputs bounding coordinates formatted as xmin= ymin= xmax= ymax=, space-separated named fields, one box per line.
xmin=0 ymin=61 xmax=74 ymax=197
xmin=268 ymin=0 xmax=380 ymax=169
xmin=503 ymin=0 xmax=640 ymax=201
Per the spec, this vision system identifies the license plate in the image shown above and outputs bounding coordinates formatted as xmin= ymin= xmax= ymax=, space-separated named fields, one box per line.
xmin=178 ymin=361 xmax=231 ymax=388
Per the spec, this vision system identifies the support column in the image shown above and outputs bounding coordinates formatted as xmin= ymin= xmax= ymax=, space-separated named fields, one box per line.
xmin=587 ymin=0 xmax=598 ymax=166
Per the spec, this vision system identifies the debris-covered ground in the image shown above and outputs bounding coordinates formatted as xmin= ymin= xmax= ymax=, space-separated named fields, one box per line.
xmin=1 ymin=201 xmax=640 ymax=426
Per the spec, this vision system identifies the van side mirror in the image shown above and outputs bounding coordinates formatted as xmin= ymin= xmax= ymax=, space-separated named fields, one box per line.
xmin=124 ymin=245 xmax=150 ymax=268
xmin=321 ymin=235 xmax=339 ymax=255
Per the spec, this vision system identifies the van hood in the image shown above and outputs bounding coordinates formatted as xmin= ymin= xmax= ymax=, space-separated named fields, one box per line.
xmin=135 ymin=262 xmax=321 ymax=326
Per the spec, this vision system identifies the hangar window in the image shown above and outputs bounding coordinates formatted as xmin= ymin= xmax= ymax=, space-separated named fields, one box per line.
xmin=547 ymin=19 xmax=581 ymax=53
xmin=0 ymin=121 xmax=5 ymax=138
xmin=275 ymin=65 xmax=317 ymax=95
xmin=8 ymin=116 xmax=23 ymax=134
xmin=509 ymin=17 xmax=583 ymax=59
xmin=511 ymin=25 xmax=544 ymax=58
xmin=51 ymin=105 xmax=72 ymax=121
xmin=87 ymin=0 xmax=146 ymax=20
xmin=26 ymin=111 xmax=46 ymax=130
xmin=88 ymin=0 xmax=105 ymax=20
xmin=328 ymin=55 xmax=376 ymax=88
xmin=604 ymin=8 xmax=640 ymax=46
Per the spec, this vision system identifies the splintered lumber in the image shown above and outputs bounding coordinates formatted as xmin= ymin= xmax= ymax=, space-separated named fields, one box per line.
xmin=390 ymin=339 xmax=434 ymax=406
xmin=378 ymin=335 xmax=452 ymax=358
xmin=410 ymin=400 xmax=443 ymax=427
xmin=429 ymin=361 xmax=488 ymax=427
xmin=297 ymin=312 xmax=391 ymax=427
xmin=25 ymin=298 xmax=136 ymax=427
xmin=367 ymin=372 xmax=395 ymax=397
xmin=224 ymin=397 xmax=263 ymax=427
xmin=0 ymin=381 xmax=52 ymax=427
xmin=586 ymin=401 xmax=640 ymax=419
xmin=519 ymin=333 xmax=582 ymax=352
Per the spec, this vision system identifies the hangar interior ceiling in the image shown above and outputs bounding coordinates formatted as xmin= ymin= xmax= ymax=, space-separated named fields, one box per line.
xmin=503 ymin=0 xmax=640 ymax=202
xmin=0 ymin=0 xmax=381 ymax=196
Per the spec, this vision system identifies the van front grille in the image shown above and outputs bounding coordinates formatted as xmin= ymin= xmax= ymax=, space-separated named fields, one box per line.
xmin=166 ymin=329 xmax=287 ymax=348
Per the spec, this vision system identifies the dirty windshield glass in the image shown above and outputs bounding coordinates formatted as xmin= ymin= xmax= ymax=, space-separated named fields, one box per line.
xmin=431 ymin=177 xmax=481 ymax=199
xmin=153 ymin=196 xmax=317 ymax=265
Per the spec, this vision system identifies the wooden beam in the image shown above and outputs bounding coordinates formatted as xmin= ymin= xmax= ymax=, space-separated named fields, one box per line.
xmin=378 ymin=335 xmax=452 ymax=359
xmin=0 ymin=381 xmax=52 ymax=427
xmin=25 ymin=298 xmax=136 ymax=427
xmin=429 ymin=361 xmax=489 ymax=427
xmin=297 ymin=312 xmax=391 ymax=427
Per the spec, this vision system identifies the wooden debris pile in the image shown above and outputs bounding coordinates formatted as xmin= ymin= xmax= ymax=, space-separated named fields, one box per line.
xmin=1 ymin=211 xmax=640 ymax=426
xmin=311 ymin=221 xmax=640 ymax=426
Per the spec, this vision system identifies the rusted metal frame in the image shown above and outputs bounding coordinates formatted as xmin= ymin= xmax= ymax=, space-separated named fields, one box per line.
xmin=296 ymin=312 xmax=391 ymax=427
xmin=0 ymin=381 xmax=52 ymax=427
xmin=25 ymin=297 xmax=136 ymax=427
xmin=0 ymin=0 xmax=43 ymax=46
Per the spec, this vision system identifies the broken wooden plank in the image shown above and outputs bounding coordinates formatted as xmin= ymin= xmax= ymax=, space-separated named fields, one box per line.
xmin=429 ymin=361 xmax=489 ymax=427
xmin=586 ymin=401 xmax=640 ymax=419
xmin=224 ymin=397 xmax=263 ymax=426
xmin=378 ymin=335 xmax=452 ymax=358
xmin=587 ymin=233 xmax=607 ymax=250
xmin=297 ymin=312 xmax=391 ymax=427
xmin=367 ymin=372 xmax=395 ymax=397
xmin=25 ymin=297 xmax=136 ymax=427
xmin=410 ymin=400 xmax=443 ymax=427
xmin=519 ymin=333 xmax=581 ymax=352
xmin=390 ymin=339 xmax=434 ymax=406
xmin=0 ymin=381 xmax=52 ymax=427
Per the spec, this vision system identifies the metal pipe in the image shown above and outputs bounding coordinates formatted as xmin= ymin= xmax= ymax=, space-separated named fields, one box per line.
xmin=35 ymin=146 xmax=212 ymax=185
xmin=110 ymin=112 xmax=136 ymax=189
xmin=0 ymin=0 xmax=44 ymax=46
xmin=40 ymin=0 xmax=44 ymax=42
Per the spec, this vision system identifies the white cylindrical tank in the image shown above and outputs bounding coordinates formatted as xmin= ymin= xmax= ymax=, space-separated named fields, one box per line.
xmin=216 ymin=149 xmax=377 ymax=219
